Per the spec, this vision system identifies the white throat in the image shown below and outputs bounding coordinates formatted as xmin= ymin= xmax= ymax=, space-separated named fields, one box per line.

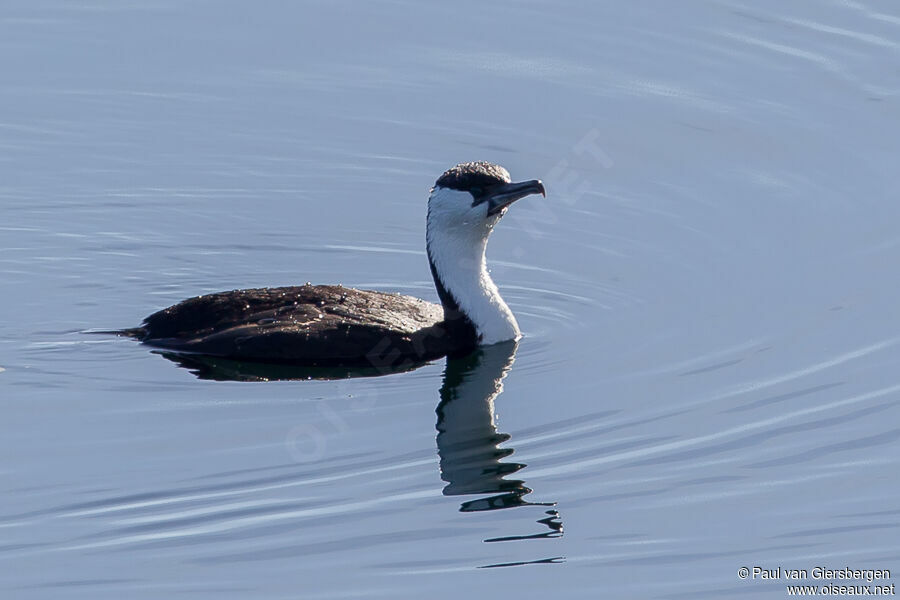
xmin=426 ymin=188 xmax=521 ymax=344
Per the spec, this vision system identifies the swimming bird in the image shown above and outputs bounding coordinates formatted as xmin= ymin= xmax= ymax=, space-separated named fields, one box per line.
xmin=118 ymin=161 xmax=545 ymax=368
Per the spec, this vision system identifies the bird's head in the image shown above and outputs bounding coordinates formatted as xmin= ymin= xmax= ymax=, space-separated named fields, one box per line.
xmin=427 ymin=162 xmax=545 ymax=234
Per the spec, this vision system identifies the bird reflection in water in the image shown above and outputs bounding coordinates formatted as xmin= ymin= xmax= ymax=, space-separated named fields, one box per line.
xmin=157 ymin=339 xmax=563 ymax=560
xmin=436 ymin=340 xmax=563 ymax=545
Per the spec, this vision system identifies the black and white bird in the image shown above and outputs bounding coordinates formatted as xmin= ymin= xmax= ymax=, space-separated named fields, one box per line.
xmin=118 ymin=162 xmax=545 ymax=367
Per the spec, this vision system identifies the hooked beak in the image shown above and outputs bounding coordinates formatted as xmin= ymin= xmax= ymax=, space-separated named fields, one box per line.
xmin=486 ymin=179 xmax=546 ymax=216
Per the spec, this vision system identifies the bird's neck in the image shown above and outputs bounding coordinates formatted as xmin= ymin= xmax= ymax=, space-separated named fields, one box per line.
xmin=426 ymin=221 xmax=520 ymax=345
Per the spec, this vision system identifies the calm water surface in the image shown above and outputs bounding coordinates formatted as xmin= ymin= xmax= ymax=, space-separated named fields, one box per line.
xmin=2 ymin=1 xmax=900 ymax=597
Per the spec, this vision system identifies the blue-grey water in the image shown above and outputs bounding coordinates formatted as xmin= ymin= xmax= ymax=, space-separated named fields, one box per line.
xmin=3 ymin=1 xmax=900 ymax=597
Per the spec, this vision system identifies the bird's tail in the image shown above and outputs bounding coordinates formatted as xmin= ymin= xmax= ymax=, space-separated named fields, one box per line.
xmin=81 ymin=327 xmax=147 ymax=339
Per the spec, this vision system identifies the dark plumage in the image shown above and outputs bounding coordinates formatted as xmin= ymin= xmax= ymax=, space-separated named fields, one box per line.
xmin=123 ymin=284 xmax=475 ymax=367
xmin=434 ymin=161 xmax=511 ymax=193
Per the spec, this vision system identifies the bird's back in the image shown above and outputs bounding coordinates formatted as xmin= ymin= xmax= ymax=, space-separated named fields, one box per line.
xmin=129 ymin=284 xmax=472 ymax=366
